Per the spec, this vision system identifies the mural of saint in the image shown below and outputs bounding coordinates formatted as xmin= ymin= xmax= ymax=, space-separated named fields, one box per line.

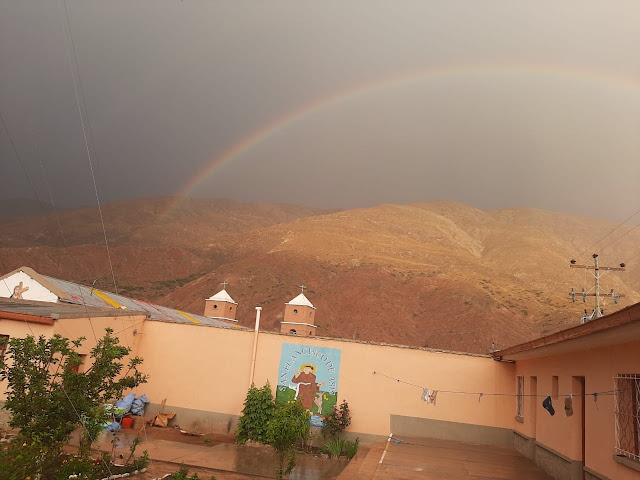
xmin=276 ymin=343 xmax=341 ymax=427
xmin=292 ymin=363 xmax=325 ymax=410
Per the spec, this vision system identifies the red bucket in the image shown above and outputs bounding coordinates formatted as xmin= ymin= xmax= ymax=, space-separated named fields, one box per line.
xmin=122 ymin=417 xmax=133 ymax=429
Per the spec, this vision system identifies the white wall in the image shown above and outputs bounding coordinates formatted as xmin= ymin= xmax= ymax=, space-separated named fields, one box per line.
xmin=0 ymin=271 xmax=58 ymax=303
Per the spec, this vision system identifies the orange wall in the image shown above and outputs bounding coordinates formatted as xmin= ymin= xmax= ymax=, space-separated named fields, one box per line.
xmin=136 ymin=321 xmax=255 ymax=416
xmin=0 ymin=314 xmax=145 ymax=402
xmin=253 ymin=333 xmax=515 ymax=436
xmin=137 ymin=321 xmax=515 ymax=436
xmin=514 ymin=339 xmax=640 ymax=480
xmin=0 ymin=318 xmax=55 ymax=403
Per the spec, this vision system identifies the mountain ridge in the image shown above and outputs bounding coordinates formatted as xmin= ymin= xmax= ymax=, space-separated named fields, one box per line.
xmin=1 ymin=197 xmax=638 ymax=353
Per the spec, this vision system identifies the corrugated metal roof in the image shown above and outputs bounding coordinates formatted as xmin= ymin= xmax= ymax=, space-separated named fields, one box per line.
xmin=40 ymin=274 xmax=240 ymax=328
xmin=0 ymin=298 xmax=145 ymax=319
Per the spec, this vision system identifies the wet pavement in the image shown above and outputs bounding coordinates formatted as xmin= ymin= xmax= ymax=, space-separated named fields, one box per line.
xmin=71 ymin=429 xmax=552 ymax=479
xmin=337 ymin=436 xmax=554 ymax=480
xmin=84 ymin=429 xmax=348 ymax=479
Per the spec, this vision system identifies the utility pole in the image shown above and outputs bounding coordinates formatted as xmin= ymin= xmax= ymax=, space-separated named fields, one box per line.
xmin=569 ymin=254 xmax=626 ymax=322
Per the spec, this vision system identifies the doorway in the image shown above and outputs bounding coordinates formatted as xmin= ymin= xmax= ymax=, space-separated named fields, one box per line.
xmin=573 ymin=376 xmax=586 ymax=480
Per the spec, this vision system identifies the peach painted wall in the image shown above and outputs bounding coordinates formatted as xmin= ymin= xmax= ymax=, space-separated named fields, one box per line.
xmin=514 ymin=339 xmax=640 ymax=480
xmin=0 ymin=314 xmax=145 ymax=402
xmin=252 ymin=334 xmax=515 ymax=435
xmin=136 ymin=321 xmax=255 ymax=416
xmin=136 ymin=321 xmax=515 ymax=437
xmin=0 ymin=318 xmax=55 ymax=403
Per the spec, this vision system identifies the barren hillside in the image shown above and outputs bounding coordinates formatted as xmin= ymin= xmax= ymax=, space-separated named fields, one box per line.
xmin=1 ymin=197 xmax=639 ymax=353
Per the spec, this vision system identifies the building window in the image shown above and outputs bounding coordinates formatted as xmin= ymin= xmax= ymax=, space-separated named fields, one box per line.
xmin=289 ymin=329 xmax=297 ymax=335
xmin=614 ymin=374 xmax=640 ymax=461
xmin=213 ymin=304 xmax=218 ymax=309
xmin=293 ymin=309 xmax=298 ymax=314
xmin=516 ymin=376 xmax=524 ymax=419
xmin=0 ymin=335 xmax=9 ymax=357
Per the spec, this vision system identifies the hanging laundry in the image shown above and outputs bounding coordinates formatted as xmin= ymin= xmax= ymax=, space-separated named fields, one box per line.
xmin=421 ymin=388 xmax=438 ymax=404
xmin=421 ymin=388 xmax=430 ymax=402
xmin=542 ymin=396 xmax=555 ymax=416
xmin=564 ymin=396 xmax=573 ymax=417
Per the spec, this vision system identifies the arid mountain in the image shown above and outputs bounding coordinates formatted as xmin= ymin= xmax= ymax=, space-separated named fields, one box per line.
xmin=1 ymin=197 xmax=639 ymax=353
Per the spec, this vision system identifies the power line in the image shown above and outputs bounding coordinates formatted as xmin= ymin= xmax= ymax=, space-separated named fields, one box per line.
xmin=599 ymin=222 xmax=640 ymax=254
xmin=0 ymin=109 xmax=43 ymax=207
xmin=26 ymin=114 xmax=68 ymax=248
xmin=61 ymin=0 xmax=118 ymax=296
xmin=622 ymin=250 xmax=640 ymax=265
xmin=574 ymin=207 xmax=640 ymax=262
xmin=373 ymin=371 xmax=625 ymax=399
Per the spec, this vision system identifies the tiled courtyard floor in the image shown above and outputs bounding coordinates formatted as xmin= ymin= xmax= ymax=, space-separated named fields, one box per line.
xmin=338 ymin=436 xmax=554 ymax=480
xmin=72 ymin=429 xmax=553 ymax=479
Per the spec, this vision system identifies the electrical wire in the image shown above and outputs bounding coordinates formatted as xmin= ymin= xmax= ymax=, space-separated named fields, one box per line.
xmin=574 ymin=206 xmax=640 ymax=262
xmin=31 ymin=123 xmax=67 ymax=247
xmin=61 ymin=0 xmax=118 ymax=297
xmin=0 ymin=109 xmax=44 ymax=207
xmin=373 ymin=371 xmax=626 ymax=398
xmin=599 ymin=222 xmax=640 ymax=254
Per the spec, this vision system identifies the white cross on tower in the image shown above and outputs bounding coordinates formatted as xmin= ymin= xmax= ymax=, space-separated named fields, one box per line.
xmin=222 ymin=280 xmax=228 ymax=289
xmin=299 ymin=284 xmax=306 ymax=294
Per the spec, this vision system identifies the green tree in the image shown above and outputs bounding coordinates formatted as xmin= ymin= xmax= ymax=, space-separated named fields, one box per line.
xmin=236 ymin=381 xmax=276 ymax=444
xmin=266 ymin=400 xmax=310 ymax=480
xmin=0 ymin=329 xmax=147 ymax=478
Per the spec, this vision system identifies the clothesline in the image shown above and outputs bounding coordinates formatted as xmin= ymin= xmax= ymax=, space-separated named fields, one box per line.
xmin=373 ymin=371 xmax=626 ymax=398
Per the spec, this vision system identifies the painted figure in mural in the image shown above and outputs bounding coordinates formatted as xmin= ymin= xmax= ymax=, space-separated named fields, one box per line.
xmin=11 ymin=282 xmax=29 ymax=299
xmin=292 ymin=363 xmax=325 ymax=410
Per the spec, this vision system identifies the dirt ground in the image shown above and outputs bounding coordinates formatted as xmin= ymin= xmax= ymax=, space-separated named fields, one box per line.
xmin=136 ymin=425 xmax=237 ymax=447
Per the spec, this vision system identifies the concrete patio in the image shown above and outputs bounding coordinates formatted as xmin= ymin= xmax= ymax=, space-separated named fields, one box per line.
xmin=77 ymin=429 xmax=553 ymax=479
xmin=338 ymin=436 xmax=554 ymax=480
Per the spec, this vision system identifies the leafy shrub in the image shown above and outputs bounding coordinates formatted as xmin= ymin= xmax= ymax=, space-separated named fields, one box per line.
xmin=343 ymin=437 xmax=360 ymax=459
xmin=236 ymin=381 xmax=276 ymax=444
xmin=167 ymin=466 xmax=216 ymax=480
xmin=0 ymin=330 xmax=147 ymax=479
xmin=266 ymin=400 xmax=310 ymax=479
xmin=324 ymin=399 xmax=352 ymax=438
xmin=324 ymin=437 xmax=344 ymax=457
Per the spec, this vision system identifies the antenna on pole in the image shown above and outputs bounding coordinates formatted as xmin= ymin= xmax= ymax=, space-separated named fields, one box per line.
xmin=569 ymin=254 xmax=625 ymax=323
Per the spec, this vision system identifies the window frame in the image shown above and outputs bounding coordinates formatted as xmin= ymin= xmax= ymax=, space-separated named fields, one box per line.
xmin=614 ymin=374 xmax=640 ymax=462
xmin=516 ymin=375 xmax=524 ymax=420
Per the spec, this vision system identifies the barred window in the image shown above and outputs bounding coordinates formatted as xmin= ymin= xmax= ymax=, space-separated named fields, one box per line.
xmin=516 ymin=376 xmax=524 ymax=418
xmin=614 ymin=374 xmax=640 ymax=461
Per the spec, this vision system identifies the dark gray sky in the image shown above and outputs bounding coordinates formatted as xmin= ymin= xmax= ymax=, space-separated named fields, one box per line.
xmin=1 ymin=1 xmax=640 ymax=220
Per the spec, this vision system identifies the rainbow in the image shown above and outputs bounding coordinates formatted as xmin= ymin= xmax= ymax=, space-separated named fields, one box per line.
xmin=167 ymin=63 xmax=640 ymax=212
